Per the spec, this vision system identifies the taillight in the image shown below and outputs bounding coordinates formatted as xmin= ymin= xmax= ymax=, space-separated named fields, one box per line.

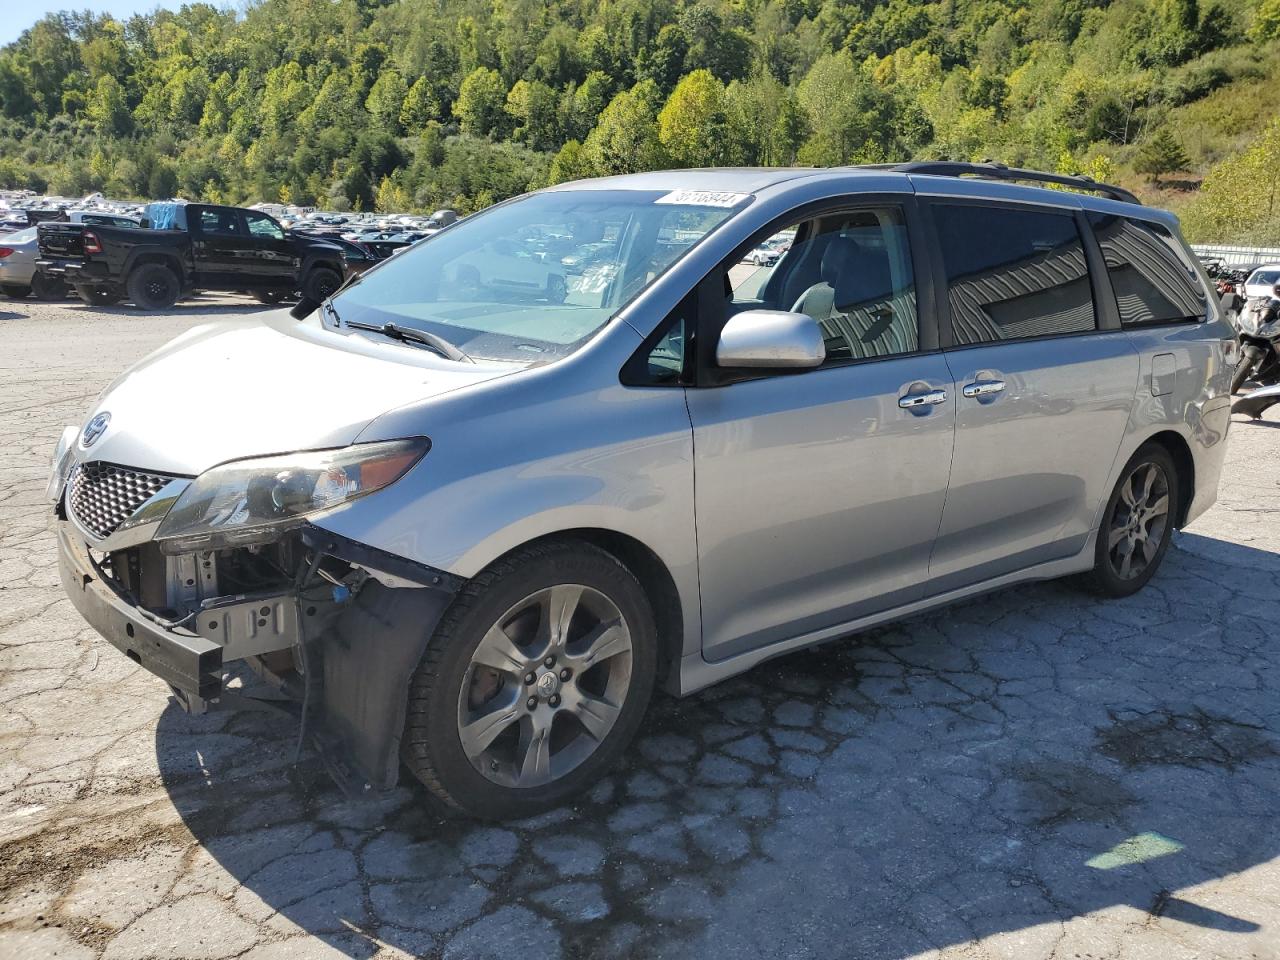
xmin=82 ymin=232 xmax=103 ymax=255
xmin=0 ymin=247 xmax=13 ymax=258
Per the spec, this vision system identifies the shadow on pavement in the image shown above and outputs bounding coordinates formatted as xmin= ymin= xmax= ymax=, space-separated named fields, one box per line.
xmin=156 ymin=530 xmax=1280 ymax=959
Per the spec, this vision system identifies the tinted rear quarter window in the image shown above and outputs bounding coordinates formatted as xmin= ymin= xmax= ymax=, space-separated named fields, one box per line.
xmin=933 ymin=203 xmax=1097 ymax=345
xmin=1086 ymin=213 xmax=1206 ymax=326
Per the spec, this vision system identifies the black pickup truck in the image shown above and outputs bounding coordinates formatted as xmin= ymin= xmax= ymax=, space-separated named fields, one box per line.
xmin=36 ymin=202 xmax=346 ymax=309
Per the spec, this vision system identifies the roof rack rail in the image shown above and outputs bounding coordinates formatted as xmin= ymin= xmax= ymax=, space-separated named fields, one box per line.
xmin=891 ymin=161 xmax=1141 ymax=206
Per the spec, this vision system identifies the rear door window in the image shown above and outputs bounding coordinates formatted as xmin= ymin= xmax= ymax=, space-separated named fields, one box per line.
xmin=933 ymin=203 xmax=1097 ymax=345
xmin=200 ymin=209 xmax=243 ymax=237
xmin=1086 ymin=213 xmax=1207 ymax=326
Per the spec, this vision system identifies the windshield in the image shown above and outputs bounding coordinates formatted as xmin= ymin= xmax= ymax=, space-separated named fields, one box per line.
xmin=1248 ymin=269 xmax=1280 ymax=286
xmin=329 ymin=189 xmax=745 ymax=363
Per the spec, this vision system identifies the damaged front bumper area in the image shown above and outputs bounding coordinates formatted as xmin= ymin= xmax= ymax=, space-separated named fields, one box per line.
xmin=56 ymin=517 xmax=464 ymax=793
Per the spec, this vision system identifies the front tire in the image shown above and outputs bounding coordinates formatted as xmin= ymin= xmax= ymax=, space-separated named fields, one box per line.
xmin=1086 ymin=443 xmax=1178 ymax=598
xmin=1231 ymin=351 xmax=1262 ymax=395
xmin=253 ymin=290 xmax=287 ymax=304
xmin=126 ymin=263 xmax=180 ymax=310
xmin=402 ymin=540 xmax=657 ymax=820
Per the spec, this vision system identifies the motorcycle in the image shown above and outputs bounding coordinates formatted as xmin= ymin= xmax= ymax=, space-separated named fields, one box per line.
xmin=1231 ymin=283 xmax=1280 ymax=395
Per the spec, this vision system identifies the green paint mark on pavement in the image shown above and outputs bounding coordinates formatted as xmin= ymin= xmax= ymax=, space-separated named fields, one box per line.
xmin=1086 ymin=831 xmax=1184 ymax=870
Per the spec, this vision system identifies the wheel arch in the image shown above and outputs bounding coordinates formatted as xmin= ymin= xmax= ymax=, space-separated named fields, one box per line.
xmin=124 ymin=249 xmax=186 ymax=284
xmin=1139 ymin=429 xmax=1195 ymax=528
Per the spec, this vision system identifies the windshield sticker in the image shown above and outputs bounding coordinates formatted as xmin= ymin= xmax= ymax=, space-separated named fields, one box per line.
xmin=655 ymin=190 xmax=750 ymax=208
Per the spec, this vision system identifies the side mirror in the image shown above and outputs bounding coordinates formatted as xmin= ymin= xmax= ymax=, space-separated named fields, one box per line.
xmin=716 ymin=309 xmax=826 ymax=369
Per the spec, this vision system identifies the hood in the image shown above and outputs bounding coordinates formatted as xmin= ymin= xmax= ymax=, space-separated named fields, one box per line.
xmin=74 ymin=312 xmax=514 ymax=475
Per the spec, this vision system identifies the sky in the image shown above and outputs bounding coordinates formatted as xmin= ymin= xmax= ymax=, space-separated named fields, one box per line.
xmin=1 ymin=1 xmax=215 ymax=46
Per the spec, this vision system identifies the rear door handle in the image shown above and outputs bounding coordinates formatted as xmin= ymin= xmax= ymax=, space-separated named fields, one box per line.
xmin=898 ymin=389 xmax=948 ymax=409
xmin=962 ymin=379 xmax=1006 ymax=398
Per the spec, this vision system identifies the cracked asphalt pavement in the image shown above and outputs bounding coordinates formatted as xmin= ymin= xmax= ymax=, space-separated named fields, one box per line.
xmin=2 ymin=297 xmax=1280 ymax=960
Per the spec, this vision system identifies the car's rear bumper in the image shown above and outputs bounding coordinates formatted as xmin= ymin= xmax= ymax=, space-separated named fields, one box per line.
xmin=57 ymin=521 xmax=223 ymax=705
xmin=0 ymin=260 xmax=34 ymax=285
xmin=36 ymin=258 xmax=111 ymax=282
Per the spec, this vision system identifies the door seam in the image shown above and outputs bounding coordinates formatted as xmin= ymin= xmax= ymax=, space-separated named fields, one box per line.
xmin=923 ymin=349 xmax=960 ymax=581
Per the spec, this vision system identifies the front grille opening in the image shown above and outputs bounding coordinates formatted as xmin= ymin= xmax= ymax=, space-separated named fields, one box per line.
xmin=67 ymin=461 xmax=176 ymax=540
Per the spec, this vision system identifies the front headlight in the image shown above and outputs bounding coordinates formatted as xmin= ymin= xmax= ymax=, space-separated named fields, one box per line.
xmin=154 ymin=438 xmax=428 ymax=553
xmin=46 ymin=425 xmax=79 ymax=502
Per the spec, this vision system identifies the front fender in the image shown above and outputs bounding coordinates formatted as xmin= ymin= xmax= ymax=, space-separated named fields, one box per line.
xmin=310 ymin=374 xmax=702 ymax=662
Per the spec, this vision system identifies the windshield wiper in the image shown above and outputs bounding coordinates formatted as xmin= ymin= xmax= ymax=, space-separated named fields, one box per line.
xmin=344 ymin=319 xmax=474 ymax=363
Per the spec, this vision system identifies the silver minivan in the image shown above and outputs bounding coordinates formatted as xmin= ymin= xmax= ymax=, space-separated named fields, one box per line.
xmin=53 ymin=163 xmax=1234 ymax=818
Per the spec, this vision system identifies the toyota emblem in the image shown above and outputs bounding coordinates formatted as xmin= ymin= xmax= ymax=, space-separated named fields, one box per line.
xmin=81 ymin=412 xmax=111 ymax=448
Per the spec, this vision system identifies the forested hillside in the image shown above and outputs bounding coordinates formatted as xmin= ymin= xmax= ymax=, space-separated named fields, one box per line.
xmin=1 ymin=0 xmax=1278 ymax=241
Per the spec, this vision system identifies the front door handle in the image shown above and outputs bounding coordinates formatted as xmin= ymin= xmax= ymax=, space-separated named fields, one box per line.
xmin=962 ymin=379 xmax=1006 ymax=398
xmin=898 ymin=389 xmax=948 ymax=409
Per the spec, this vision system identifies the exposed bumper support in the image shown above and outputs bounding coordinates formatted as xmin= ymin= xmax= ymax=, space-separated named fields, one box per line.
xmin=60 ymin=518 xmax=466 ymax=795
xmin=58 ymin=522 xmax=223 ymax=704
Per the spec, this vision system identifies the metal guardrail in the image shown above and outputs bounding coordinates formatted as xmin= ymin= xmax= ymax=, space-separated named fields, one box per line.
xmin=1192 ymin=244 xmax=1280 ymax=268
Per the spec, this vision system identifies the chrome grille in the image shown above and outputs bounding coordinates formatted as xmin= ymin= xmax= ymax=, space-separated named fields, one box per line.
xmin=67 ymin=462 xmax=176 ymax=540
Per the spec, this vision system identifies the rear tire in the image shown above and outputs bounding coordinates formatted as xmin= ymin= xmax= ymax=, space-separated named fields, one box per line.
xmin=301 ymin=267 xmax=341 ymax=304
xmin=402 ymin=540 xmax=657 ymax=820
xmin=1086 ymin=443 xmax=1179 ymax=598
xmin=30 ymin=273 xmax=67 ymax=301
xmin=126 ymin=263 xmax=180 ymax=310
xmin=1 ymin=284 xmax=30 ymax=299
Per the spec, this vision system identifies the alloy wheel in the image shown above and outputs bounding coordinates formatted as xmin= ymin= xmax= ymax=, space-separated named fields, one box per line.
xmin=1106 ymin=461 xmax=1171 ymax=581
xmin=456 ymin=584 xmax=633 ymax=788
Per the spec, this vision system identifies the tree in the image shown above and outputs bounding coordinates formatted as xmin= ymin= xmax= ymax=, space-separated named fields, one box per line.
xmin=401 ymin=75 xmax=442 ymax=132
xmin=366 ymin=70 xmax=408 ymax=134
xmin=560 ymin=71 xmax=611 ymax=143
xmin=679 ymin=6 xmax=751 ymax=83
xmin=658 ymin=70 xmax=744 ymax=167
xmin=1133 ymin=128 xmax=1189 ymax=183
xmin=148 ymin=161 xmax=179 ymax=199
xmin=298 ymin=71 xmax=359 ymax=137
xmin=1250 ymin=0 xmax=1280 ymax=41
xmin=796 ymin=52 xmax=900 ymax=165
xmin=375 ymin=174 xmax=411 ymax=213
xmin=506 ymin=79 xmax=559 ymax=152
xmin=767 ymin=92 xmax=809 ymax=166
xmin=454 ymin=67 xmax=508 ymax=138
xmin=86 ymin=75 xmax=131 ymax=137
xmin=1182 ymin=119 xmax=1280 ymax=245
xmin=582 ymin=81 xmax=667 ymax=175
xmin=549 ymin=139 xmax=592 ymax=183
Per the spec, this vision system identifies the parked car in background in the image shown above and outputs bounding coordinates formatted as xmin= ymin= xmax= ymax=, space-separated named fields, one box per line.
xmin=745 ymin=241 xmax=781 ymax=266
xmin=426 ymin=209 xmax=459 ymax=230
xmin=1243 ymin=264 xmax=1280 ymax=300
xmin=293 ymin=232 xmax=381 ymax=277
xmin=0 ymin=227 xmax=69 ymax=299
xmin=36 ymin=202 xmax=346 ymax=309
xmin=66 ymin=211 xmax=141 ymax=229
